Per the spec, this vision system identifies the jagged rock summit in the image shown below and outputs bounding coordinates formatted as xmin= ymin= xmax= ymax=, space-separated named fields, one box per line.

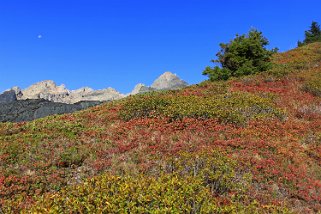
xmin=129 ymin=72 xmax=188 ymax=95
xmin=12 ymin=80 xmax=124 ymax=104
xmin=21 ymin=80 xmax=68 ymax=98
xmin=151 ymin=71 xmax=188 ymax=90
xmin=0 ymin=71 xmax=188 ymax=122
xmin=19 ymin=80 xmax=70 ymax=102
xmin=129 ymin=83 xmax=155 ymax=95
xmin=1 ymin=71 xmax=188 ymax=104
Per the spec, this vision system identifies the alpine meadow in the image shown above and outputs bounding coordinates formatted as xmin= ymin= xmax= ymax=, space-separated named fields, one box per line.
xmin=1 ymin=8 xmax=321 ymax=213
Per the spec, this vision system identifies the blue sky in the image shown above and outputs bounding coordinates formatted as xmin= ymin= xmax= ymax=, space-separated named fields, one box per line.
xmin=0 ymin=0 xmax=320 ymax=93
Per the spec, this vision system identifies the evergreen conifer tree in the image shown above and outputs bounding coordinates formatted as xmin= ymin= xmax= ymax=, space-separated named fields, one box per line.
xmin=298 ymin=21 xmax=321 ymax=47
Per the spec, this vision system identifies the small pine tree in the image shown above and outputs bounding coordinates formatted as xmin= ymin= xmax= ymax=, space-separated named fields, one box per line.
xmin=203 ymin=29 xmax=277 ymax=81
xmin=298 ymin=21 xmax=321 ymax=47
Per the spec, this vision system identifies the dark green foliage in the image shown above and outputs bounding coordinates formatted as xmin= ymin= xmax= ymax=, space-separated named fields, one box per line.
xmin=203 ymin=29 xmax=277 ymax=81
xmin=298 ymin=21 xmax=321 ymax=47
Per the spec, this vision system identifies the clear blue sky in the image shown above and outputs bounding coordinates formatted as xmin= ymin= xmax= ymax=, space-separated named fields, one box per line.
xmin=1 ymin=0 xmax=320 ymax=93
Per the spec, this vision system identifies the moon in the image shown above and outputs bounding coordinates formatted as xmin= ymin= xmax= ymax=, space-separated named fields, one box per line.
xmin=37 ymin=35 xmax=43 ymax=39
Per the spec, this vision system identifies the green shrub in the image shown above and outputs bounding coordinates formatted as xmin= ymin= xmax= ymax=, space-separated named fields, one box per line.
xmin=0 ymin=140 xmax=22 ymax=164
xmin=28 ymin=174 xmax=218 ymax=213
xmin=203 ymin=29 xmax=277 ymax=81
xmin=23 ymin=116 xmax=85 ymax=139
xmin=58 ymin=147 xmax=87 ymax=168
xmin=162 ymin=150 xmax=251 ymax=195
xmin=119 ymin=91 xmax=285 ymax=124
xmin=266 ymin=64 xmax=291 ymax=78
xmin=303 ymin=74 xmax=321 ymax=97
xmin=25 ymin=150 xmax=290 ymax=213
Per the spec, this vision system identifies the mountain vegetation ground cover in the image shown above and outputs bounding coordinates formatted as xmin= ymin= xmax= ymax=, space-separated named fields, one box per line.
xmin=0 ymin=43 xmax=321 ymax=213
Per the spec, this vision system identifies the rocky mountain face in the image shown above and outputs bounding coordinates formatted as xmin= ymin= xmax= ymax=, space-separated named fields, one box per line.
xmin=129 ymin=72 xmax=188 ymax=95
xmin=0 ymin=90 xmax=17 ymax=104
xmin=129 ymin=84 xmax=155 ymax=95
xmin=3 ymin=72 xmax=187 ymax=103
xmin=151 ymin=72 xmax=188 ymax=90
xmin=0 ymin=72 xmax=188 ymax=122
xmin=19 ymin=80 xmax=69 ymax=101
xmin=0 ymin=99 xmax=101 ymax=123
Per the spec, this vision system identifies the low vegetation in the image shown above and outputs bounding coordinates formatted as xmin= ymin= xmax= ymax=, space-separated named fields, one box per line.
xmin=1 ymin=38 xmax=321 ymax=212
xmin=24 ymin=151 xmax=245 ymax=213
xmin=303 ymin=73 xmax=321 ymax=97
xmin=120 ymin=90 xmax=285 ymax=125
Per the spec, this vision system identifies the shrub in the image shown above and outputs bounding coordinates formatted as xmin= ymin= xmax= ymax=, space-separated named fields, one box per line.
xmin=28 ymin=174 xmax=218 ymax=213
xmin=58 ymin=147 xmax=86 ymax=168
xmin=161 ymin=150 xmax=251 ymax=195
xmin=203 ymin=29 xmax=277 ymax=81
xmin=119 ymin=91 xmax=285 ymax=124
xmin=303 ymin=73 xmax=321 ymax=97
xmin=266 ymin=64 xmax=291 ymax=78
xmin=24 ymin=150 xmax=290 ymax=213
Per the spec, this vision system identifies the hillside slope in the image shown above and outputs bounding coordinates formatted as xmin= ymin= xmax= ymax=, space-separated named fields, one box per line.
xmin=0 ymin=43 xmax=321 ymax=213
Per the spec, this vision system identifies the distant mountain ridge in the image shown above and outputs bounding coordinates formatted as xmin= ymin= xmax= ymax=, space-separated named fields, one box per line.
xmin=1 ymin=72 xmax=188 ymax=104
xmin=9 ymin=80 xmax=124 ymax=104
xmin=0 ymin=72 xmax=188 ymax=122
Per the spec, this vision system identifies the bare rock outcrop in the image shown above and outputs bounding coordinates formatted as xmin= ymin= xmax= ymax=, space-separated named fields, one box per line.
xmin=0 ymin=90 xmax=17 ymax=104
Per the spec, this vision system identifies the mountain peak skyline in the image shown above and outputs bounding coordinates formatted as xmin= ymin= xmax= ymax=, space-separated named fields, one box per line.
xmin=2 ymin=71 xmax=188 ymax=104
xmin=1 ymin=1 xmax=320 ymax=94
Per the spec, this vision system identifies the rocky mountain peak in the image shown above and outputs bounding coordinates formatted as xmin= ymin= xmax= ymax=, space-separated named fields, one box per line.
xmin=129 ymin=83 xmax=155 ymax=95
xmin=20 ymin=80 xmax=69 ymax=100
xmin=29 ymin=80 xmax=65 ymax=91
xmin=1 ymin=71 xmax=188 ymax=104
xmin=151 ymin=72 xmax=188 ymax=90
